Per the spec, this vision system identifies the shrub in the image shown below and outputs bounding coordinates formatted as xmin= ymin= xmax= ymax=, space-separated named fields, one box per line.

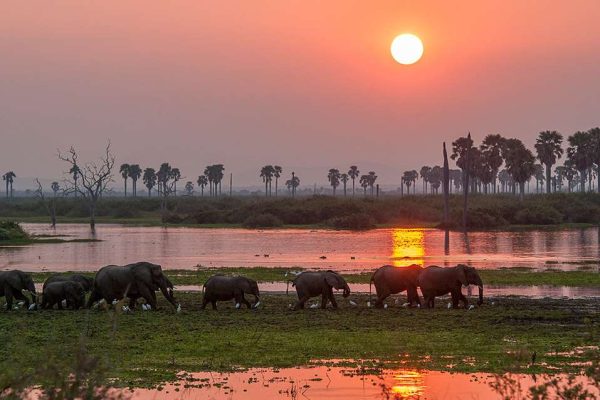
xmin=0 ymin=221 xmax=29 ymax=241
xmin=513 ymin=205 xmax=563 ymax=225
xmin=242 ymin=213 xmax=283 ymax=228
xmin=326 ymin=213 xmax=375 ymax=230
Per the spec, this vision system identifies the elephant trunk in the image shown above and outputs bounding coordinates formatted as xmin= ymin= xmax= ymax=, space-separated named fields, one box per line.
xmin=159 ymin=284 xmax=178 ymax=309
xmin=478 ymin=285 xmax=483 ymax=306
xmin=342 ymin=284 xmax=351 ymax=298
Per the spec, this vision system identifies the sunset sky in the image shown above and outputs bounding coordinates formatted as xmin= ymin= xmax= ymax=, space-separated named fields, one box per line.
xmin=2 ymin=1 xmax=599 ymax=188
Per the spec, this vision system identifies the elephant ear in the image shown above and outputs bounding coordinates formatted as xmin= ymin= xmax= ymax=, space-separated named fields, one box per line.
xmin=324 ymin=272 xmax=345 ymax=290
xmin=456 ymin=264 xmax=469 ymax=286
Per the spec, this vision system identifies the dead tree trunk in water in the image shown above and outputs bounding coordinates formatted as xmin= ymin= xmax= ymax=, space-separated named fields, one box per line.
xmin=443 ymin=142 xmax=450 ymax=227
xmin=462 ymin=133 xmax=471 ymax=232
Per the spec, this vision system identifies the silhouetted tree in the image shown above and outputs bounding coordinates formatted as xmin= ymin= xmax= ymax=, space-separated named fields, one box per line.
xmin=359 ymin=174 xmax=369 ymax=197
xmin=451 ymin=133 xmax=476 ymax=229
xmin=428 ymin=166 xmax=442 ymax=194
xmin=128 ymin=164 xmax=142 ymax=197
xmin=567 ymin=131 xmax=593 ymax=192
xmin=143 ymin=168 xmax=157 ymax=197
xmin=419 ymin=166 xmax=431 ymax=194
xmin=503 ymin=138 xmax=536 ymax=200
xmin=533 ymin=164 xmax=545 ymax=193
xmin=184 ymin=181 xmax=194 ymax=196
xmin=197 ymin=175 xmax=208 ymax=197
xmin=273 ymin=165 xmax=282 ymax=197
xmin=170 ymin=168 xmax=181 ymax=196
xmin=327 ymin=169 xmax=341 ymax=196
xmin=260 ymin=165 xmax=274 ymax=197
xmin=285 ymin=172 xmax=300 ymax=197
xmin=69 ymin=164 xmax=80 ymax=197
xmin=58 ymin=143 xmax=115 ymax=230
xmin=51 ymin=181 xmax=60 ymax=197
xmin=535 ymin=130 xmax=563 ymax=194
xmin=2 ymin=171 xmax=15 ymax=199
xmin=402 ymin=170 xmax=417 ymax=195
xmin=348 ymin=166 xmax=360 ymax=197
xmin=480 ymin=134 xmax=504 ymax=193
xmin=368 ymin=171 xmax=378 ymax=196
xmin=340 ymin=173 xmax=349 ymax=197
xmin=119 ymin=163 xmax=130 ymax=197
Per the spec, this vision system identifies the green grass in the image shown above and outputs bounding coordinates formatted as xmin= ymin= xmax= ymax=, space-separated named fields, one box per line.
xmin=27 ymin=267 xmax=600 ymax=287
xmin=0 ymin=294 xmax=598 ymax=388
xmin=2 ymin=192 xmax=599 ymax=230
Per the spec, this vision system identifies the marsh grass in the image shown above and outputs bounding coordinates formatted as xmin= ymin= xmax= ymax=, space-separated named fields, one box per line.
xmin=0 ymin=294 xmax=598 ymax=388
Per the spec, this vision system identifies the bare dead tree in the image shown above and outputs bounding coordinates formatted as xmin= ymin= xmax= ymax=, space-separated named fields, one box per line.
xmin=34 ymin=179 xmax=57 ymax=228
xmin=58 ymin=143 xmax=115 ymax=230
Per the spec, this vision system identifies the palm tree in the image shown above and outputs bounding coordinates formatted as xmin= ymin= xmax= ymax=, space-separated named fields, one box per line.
xmin=428 ymin=166 xmax=442 ymax=194
xmin=184 ymin=181 xmax=194 ymax=196
xmin=535 ymin=130 xmax=563 ymax=194
xmin=533 ymin=164 xmax=545 ymax=193
xmin=170 ymin=168 xmax=181 ymax=196
xmin=2 ymin=171 xmax=15 ymax=198
xmin=51 ymin=182 xmax=60 ymax=197
xmin=451 ymin=133 xmax=476 ymax=229
xmin=340 ymin=173 xmax=349 ymax=196
xmin=69 ymin=164 xmax=80 ymax=197
xmin=348 ymin=166 xmax=360 ymax=197
xmin=367 ymin=171 xmax=378 ymax=196
xmin=419 ymin=166 xmax=431 ymax=194
xmin=327 ymin=169 xmax=341 ymax=196
xmin=588 ymin=127 xmax=600 ymax=193
xmin=197 ymin=175 xmax=208 ymax=197
xmin=359 ymin=175 xmax=369 ymax=196
xmin=401 ymin=170 xmax=417 ymax=195
xmin=119 ymin=163 xmax=130 ymax=197
xmin=128 ymin=164 xmax=142 ymax=197
xmin=156 ymin=163 xmax=172 ymax=196
xmin=567 ymin=131 xmax=593 ymax=192
xmin=498 ymin=169 xmax=510 ymax=192
xmin=260 ymin=165 xmax=274 ymax=197
xmin=143 ymin=168 xmax=157 ymax=197
xmin=204 ymin=166 xmax=214 ymax=196
xmin=273 ymin=165 xmax=282 ymax=197
xmin=213 ymin=164 xmax=225 ymax=196
xmin=286 ymin=172 xmax=300 ymax=197
xmin=503 ymin=138 xmax=536 ymax=200
xmin=479 ymin=134 xmax=504 ymax=193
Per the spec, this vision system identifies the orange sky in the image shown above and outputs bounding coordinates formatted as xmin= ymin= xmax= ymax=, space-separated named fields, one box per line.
xmin=1 ymin=1 xmax=599 ymax=187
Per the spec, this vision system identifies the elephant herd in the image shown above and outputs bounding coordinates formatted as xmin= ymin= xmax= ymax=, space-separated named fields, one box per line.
xmin=0 ymin=262 xmax=484 ymax=312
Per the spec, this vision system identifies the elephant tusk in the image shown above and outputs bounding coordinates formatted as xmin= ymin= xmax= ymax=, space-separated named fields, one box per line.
xmin=383 ymin=304 xmax=388 ymax=309
xmin=253 ymin=301 xmax=261 ymax=309
xmin=235 ymin=303 xmax=241 ymax=309
xmin=468 ymin=305 xmax=475 ymax=310
xmin=28 ymin=304 xmax=37 ymax=311
xmin=349 ymin=300 xmax=357 ymax=306
xmin=402 ymin=302 xmax=410 ymax=308
xmin=447 ymin=302 xmax=452 ymax=309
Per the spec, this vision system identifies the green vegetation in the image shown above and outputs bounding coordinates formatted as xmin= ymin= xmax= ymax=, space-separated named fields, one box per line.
xmin=0 ymin=294 xmax=598 ymax=389
xmin=27 ymin=266 xmax=600 ymax=288
xmin=1 ymin=193 xmax=599 ymax=230
xmin=0 ymin=221 xmax=99 ymax=246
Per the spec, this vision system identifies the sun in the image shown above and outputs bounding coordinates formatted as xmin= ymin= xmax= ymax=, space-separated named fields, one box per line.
xmin=391 ymin=34 xmax=424 ymax=65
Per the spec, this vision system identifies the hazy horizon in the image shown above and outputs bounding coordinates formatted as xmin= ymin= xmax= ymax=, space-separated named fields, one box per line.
xmin=2 ymin=1 xmax=599 ymax=188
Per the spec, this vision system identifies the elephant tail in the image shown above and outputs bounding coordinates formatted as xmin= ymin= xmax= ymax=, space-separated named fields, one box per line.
xmin=285 ymin=279 xmax=295 ymax=295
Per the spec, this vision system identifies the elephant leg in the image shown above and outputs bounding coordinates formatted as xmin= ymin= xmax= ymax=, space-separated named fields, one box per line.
xmin=327 ymin=287 xmax=338 ymax=309
xmin=320 ymin=292 xmax=328 ymax=309
xmin=458 ymin=291 xmax=469 ymax=309
xmin=57 ymin=298 xmax=63 ymax=310
xmin=138 ymin=285 xmax=157 ymax=309
xmin=13 ymin=290 xmax=30 ymax=308
xmin=293 ymin=295 xmax=309 ymax=311
xmin=129 ymin=296 xmax=137 ymax=309
xmin=240 ymin=294 xmax=251 ymax=309
xmin=375 ymin=287 xmax=390 ymax=308
xmin=86 ymin=289 xmax=102 ymax=308
xmin=4 ymin=285 xmax=14 ymax=310
xmin=211 ymin=300 xmax=217 ymax=310
xmin=200 ymin=296 xmax=209 ymax=309
xmin=408 ymin=287 xmax=421 ymax=307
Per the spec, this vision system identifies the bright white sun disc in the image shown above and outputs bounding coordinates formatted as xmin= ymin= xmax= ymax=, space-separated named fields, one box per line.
xmin=391 ymin=34 xmax=423 ymax=65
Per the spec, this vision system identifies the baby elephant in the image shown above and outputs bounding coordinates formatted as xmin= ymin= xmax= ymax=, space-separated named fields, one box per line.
xmin=201 ymin=275 xmax=260 ymax=310
xmin=290 ymin=270 xmax=350 ymax=310
xmin=42 ymin=281 xmax=86 ymax=310
xmin=43 ymin=274 xmax=93 ymax=293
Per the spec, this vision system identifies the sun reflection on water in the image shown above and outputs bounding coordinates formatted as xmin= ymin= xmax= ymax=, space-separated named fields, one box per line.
xmin=391 ymin=229 xmax=426 ymax=267
xmin=390 ymin=369 xmax=425 ymax=397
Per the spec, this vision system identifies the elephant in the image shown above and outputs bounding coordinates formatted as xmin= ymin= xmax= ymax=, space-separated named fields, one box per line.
xmin=41 ymin=281 xmax=86 ymax=310
xmin=417 ymin=264 xmax=483 ymax=309
xmin=369 ymin=264 xmax=422 ymax=308
xmin=0 ymin=270 xmax=36 ymax=310
xmin=289 ymin=270 xmax=350 ymax=310
xmin=43 ymin=274 xmax=94 ymax=292
xmin=87 ymin=261 xmax=179 ymax=311
xmin=201 ymin=275 xmax=260 ymax=310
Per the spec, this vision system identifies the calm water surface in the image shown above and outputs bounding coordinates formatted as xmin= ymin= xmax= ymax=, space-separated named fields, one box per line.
xmin=1 ymin=224 xmax=598 ymax=272
xmin=129 ymin=366 xmax=598 ymax=400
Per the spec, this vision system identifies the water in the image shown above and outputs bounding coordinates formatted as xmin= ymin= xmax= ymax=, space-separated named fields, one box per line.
xmin=1 ymin=224 xmax=598 ymax=272
xmin=128 ymin=366 xmax=599 ymax=400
